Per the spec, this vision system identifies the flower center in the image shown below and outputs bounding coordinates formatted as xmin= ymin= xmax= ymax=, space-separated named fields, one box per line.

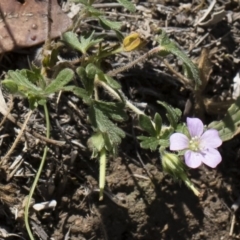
xmin=189 ymin=136 xmax=200 ymax=152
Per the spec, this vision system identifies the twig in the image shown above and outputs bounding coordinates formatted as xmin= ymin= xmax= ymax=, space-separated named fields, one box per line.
xmin=93 ymin=3 xmax=123 ymax=8
xmin=163 ymin=59 xmax=193 ymax=89
xmin=1 ymin=111 xmax=64 ymax=146
xmin=229 ymin=196 xmax=240 ymax=236
xmin=229 ymin=214 xmax=236 ymax=236
xmin=0 ymin=110 xmax=33 ymax=165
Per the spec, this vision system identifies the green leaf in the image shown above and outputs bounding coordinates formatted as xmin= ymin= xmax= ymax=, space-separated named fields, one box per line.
xmin=160 ymin=126 xmax=172 ymax=141
xmin=117 ymin=0 xmax=136 ymax=12
xmin=102 ymin=133 xmax=113 ymax=151
xmin=88 ymin=132 xmax=105 ymax=152
xmin=67 ymin=86 xmax=92 ymax=104
xmin=157 ymin=101 xmax=181 ymax=129
xmin=104 ymin=74 xmax=121 ymax=89
xmin=20 ymin=68 xmax=43 ymax=85
xmin=3 ymin=70 xmax=47 ymax=108
xmin=154 ymin=113 xmax=162 ymax=136
xmin=94 ymin=100 xmax=128 ymax=122
xmin=2 ymin=80 xmax=19 ymax=93
xmin=62 ymin=32 xmax=83 ymax=53
xmin=89 ymin=105 xmax=125 ymax=148
xmin=208 ymin=96 xmax=240 ymax=141
xmin=28 ymin=95 xmax=41 ymax=109
xmin=79 ymin=31 xmax=103 ymax=54
xmin=7 ymin=70 xmax=41 ymax=95
xmin=97 ymin=73 xmax=121 ymax=90
xmin=158 ymin=139 xmax=170 ymax=148
xmin=86 ymin=63 xmax=101 ymax=79
xmin=98 ymin=16 xmax=121 ymax=30
xmin=86 ymin=5 xmax=103 ymax=16
xmin=43 ymin=47 xmax=59 ymax=68
xmin=157 ymin=30 xmax=201 ymax=88
xmin=44 ymin=68 xmax=74 ymax=95
xmin=63 ymin=31 xmax=103 ymax=54
xmin=137 ymin=136 xmax=160 ymax=151
xmin=175 ymin=123 xmax=189 ymax=137
xmin=76 ymin=66 xmax=95 ymax=95
xmin=139 ymin=114 xmax=156 ymax=136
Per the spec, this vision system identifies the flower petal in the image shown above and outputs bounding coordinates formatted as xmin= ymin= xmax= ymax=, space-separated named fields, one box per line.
xmin=200 ymin=129 xmax=222 ymax=149
xmin=170 ymin=133 xmax=189 ymax=151
xmin=201 ymin=148 xmax=222 ymax=168
xmin=184 ymin=150 xmax=203 ymax=168
xmin=187 ymin=117 xmax=204 ymax=137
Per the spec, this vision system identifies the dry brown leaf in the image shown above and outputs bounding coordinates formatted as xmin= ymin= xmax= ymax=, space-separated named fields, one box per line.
xmin=194 ymin=48 xmax=212 ymax=118
xmin=0 ymin=0 xmax=72 ymax=53
xmin=204 ymin=98 xmax=235 ymax=115
xmin=198 ymin=48 xmax=212 ymax=91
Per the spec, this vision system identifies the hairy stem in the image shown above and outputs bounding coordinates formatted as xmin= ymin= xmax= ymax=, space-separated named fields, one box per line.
xmin=107 ymin=46 xmax=162 ymax=77
xmin=24 ymin=104 xmax=50 ymax=240
xmin=182 ymin=175 xmax=200 ymax=197
xmin=96 ymin=80 xmax=145 ymax=116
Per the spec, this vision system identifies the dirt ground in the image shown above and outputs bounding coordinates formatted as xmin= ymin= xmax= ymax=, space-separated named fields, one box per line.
xmin=1 ymin=0 xmax=240 ymax=240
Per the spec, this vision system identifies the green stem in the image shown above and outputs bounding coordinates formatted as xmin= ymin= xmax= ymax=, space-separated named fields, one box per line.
xmin=97 ymin=80 xmax=145 ymax=116
xmin=24 ymin=104 xmax=50 ymax=240
xmin=99 ymin=148 xmax=107 ymax=201
xmin=182 ymin=175 xmax=200 ymax=197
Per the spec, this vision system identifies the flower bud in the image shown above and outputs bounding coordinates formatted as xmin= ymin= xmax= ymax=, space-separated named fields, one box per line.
xmin=161 ymin=151 xmax=200 ymax=196
xmin=161 ymin=152 xmax=185 ymax=177
xmin=123 ymin=32 xmax=144 ymax=52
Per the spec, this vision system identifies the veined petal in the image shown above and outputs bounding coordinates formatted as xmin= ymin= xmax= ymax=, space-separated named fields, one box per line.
xmin=170 ymin=133 xmax=189 ymax=151
xmin=200 ymin=129 xmax=222 ymax=149
xmin=187 ymin=117 xmax=204 ymax=137
xmin=201 ymin=148 xmax=222 ymax=168
xmin=184 ymin=150 xmax=203 ymax=168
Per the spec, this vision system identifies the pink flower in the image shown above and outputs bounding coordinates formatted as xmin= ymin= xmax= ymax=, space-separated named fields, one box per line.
xmin=169 ymin=117 xmax=222 ymax=168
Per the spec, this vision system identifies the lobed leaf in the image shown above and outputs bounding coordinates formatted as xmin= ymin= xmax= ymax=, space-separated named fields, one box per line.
xmin=94 ymin=100 xmax=128 ymax=122
xmin=7 ymin=70 xmax=41 ymax=94
xmin=157 ymin=101 xmax=181 ymax=129
xmin=86 ymin=63 xmax=101 ymax=79
xmin=2 ymin=80 xmax=19 ymax=94
xmin=154 ymin=113 xmax=162 ymax=136
xmin=44 ymin=68 xmax=74 ymax=95
xmin=62 ymin=32 xmax=83 ymax=53
xmin=98 ymin=16 xmax=121 ymax=30
xmin=76 ymin=66 xmax=95 ymax=95
xmin=89 ymin=105 xmax=125 ymax=148
xmin=79 ymin=31 xmax=103 ymax=54
xmin=137 ymin=136 xmax=160 ymax=151
xmin=66 ymin=86 xmax=92 ymax=104
xmin=139 ymin=114 xmax=156 ymax=136
xmin=208 ymin=96 xmax=240 ymax=141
